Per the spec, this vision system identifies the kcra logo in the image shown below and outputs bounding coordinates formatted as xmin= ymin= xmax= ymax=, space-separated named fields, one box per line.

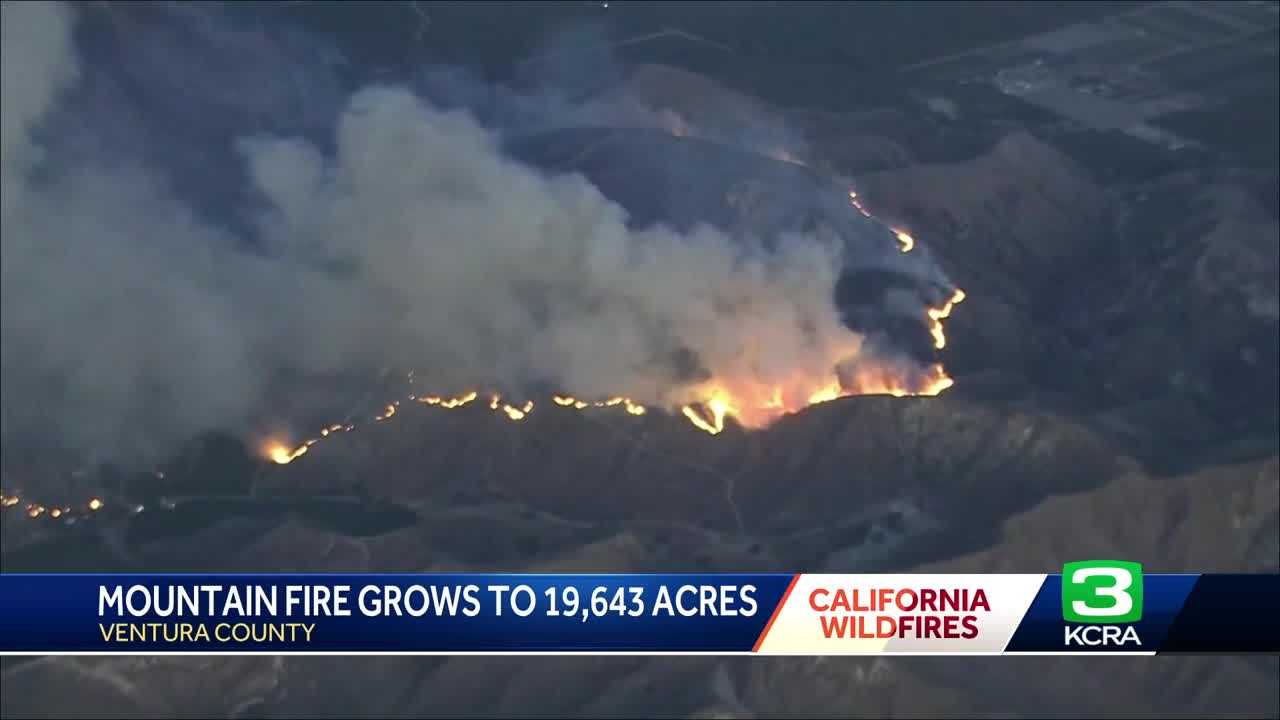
xmin=1060 ymin=561 xmax=1144 ymax=647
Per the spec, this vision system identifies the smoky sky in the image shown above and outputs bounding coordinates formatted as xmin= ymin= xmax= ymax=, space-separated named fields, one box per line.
xmin=1 ymin=2 xmax=945 ymax=466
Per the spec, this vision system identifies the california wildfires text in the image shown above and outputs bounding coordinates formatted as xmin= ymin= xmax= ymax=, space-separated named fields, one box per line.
xmin=809 ymin=587 xmax=991 ymax=640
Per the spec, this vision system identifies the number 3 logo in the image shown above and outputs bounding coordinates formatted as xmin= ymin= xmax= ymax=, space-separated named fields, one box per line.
xmin=1061 ymin=561 xmax=1144 ymax=624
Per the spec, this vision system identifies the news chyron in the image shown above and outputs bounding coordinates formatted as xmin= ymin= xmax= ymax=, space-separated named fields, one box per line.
xmin=0 ymin=567 xmax=1276 ymax=655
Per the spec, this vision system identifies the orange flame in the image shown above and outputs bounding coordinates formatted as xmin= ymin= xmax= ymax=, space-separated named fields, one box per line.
xmin=420 ymin=391 xmax=477 ymax=409
xmin=849 ymin=190 xmax=872 ymax=218
xmin=0 ymin=492 xmax=103 ymax=523
xmin=892 ymin=229 xmax=915 ymax=253
xmin=675 ymin=355 xmax=956 ymax=435
xmin=265 ymin=441 xmax=308 ymax=465
xmin=681 ymin=391 xmax=734 ymax=435
xmin=927 ymin=289 xmax=966 ymax=350
xmin=554 ymin=394 xmax=646 ymax=415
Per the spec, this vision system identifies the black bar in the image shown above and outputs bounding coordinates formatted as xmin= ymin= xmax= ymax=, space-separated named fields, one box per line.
xmin=1161 ymin=574 xmax=1280 ymax=653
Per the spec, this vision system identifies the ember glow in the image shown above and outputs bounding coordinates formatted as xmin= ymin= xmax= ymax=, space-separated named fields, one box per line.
xmin=0 ymin=488 xmax=108 ymax=524
xmin=501 ymin=400 xmax=533 ymax=421
xmin=893 ymin=229 xmax=915 ymax=253
xmin=417 ymin=391 xmax=478 ymax=409
xmin=554 ymin=395 xmax=646 ymax=415
xmin=266 ymin=441 xmax=309 ymax=465
xmin=928 ymin=289 xmax=967 ymax=350
xmin=849 ymin=191 xmax=872 ymax=218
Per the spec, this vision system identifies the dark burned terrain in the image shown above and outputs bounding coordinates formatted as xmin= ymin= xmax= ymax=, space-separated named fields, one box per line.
xmin=2 ymin=3 xmax=1277 ymax=718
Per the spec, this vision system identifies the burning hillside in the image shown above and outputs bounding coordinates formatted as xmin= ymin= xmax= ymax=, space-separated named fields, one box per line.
xmin=246 ymin=168 xmax=966 ymax=463
xmin=1 ymin=2 xmax=965 ymax=521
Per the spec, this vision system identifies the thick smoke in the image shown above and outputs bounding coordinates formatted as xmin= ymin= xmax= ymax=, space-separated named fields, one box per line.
xmin=2 ymin=3 xmax=266 ymax=462
xmin=2 ymin=2 xmax=862 ymax=464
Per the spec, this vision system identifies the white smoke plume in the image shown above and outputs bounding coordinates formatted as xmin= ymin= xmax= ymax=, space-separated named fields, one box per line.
xmin=2 ymin=2 xmax=864 ymax=465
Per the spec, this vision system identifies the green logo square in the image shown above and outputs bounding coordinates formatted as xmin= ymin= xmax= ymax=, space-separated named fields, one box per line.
xmin=1061 ymin=560 xmax=1143 ymax=624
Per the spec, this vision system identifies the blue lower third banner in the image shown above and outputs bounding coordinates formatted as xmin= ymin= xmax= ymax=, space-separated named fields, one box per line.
xmin=0 ymin=571 xmax=1276 ymax=654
